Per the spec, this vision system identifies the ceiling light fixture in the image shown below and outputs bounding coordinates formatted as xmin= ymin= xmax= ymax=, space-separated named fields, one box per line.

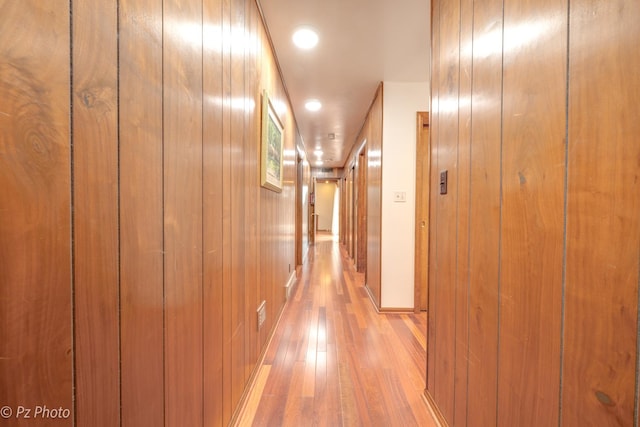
xmin=314 ymin=150 xmax=323 ymax=157
xmin=292 ymin=27 xmax=319 ymax=49
xmin=305 ymin=99 xmax=322 ymax=112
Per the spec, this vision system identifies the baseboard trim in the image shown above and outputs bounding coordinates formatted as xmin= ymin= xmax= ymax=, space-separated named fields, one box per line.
xmin=363 ymin=284 xmax=415 ymax=314
xmin=364 ymin=283 xmax=381 ymax=313
xmin=378 ymin=307 xmax=416 ymax=314
xmin=230 ymin=294 xmax=288 ymax=426
xmin=423 ymin=389 xmax=449 ymax=427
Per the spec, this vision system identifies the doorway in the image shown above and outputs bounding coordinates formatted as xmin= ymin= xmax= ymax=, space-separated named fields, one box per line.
xmin=314 ymin=179 xmax=340 ymax=240
xmin=414 ymin=112 xmax=430 ymax=312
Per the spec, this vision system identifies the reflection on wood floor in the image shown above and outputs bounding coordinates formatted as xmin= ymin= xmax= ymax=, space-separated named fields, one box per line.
xmin=236 ymin=233 xmax=437 ymax=426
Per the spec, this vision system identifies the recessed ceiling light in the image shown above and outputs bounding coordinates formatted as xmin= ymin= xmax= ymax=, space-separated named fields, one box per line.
xmin=292 ymin=27 xmax=319 ymax=49
xmin=314 ymin=150 xmax=323 ymax=157
xmin=316 ymin=160 xmax=324 ymax=165
xmin=305 ymin=99 xmax=322 ymax=112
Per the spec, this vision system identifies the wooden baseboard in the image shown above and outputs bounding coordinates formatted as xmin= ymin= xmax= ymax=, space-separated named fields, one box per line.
xmin=423 ymin=389 xmax=449 ymax=427
xmin=229 ymin=294 xmax=289 ymax=426
xmin=378 ymin=307 xmax=416 ymax=314
xmin=364 ymin=284 xmax=381 ymax=313
xmin=363 ymin=284 xmax=416 ymax=314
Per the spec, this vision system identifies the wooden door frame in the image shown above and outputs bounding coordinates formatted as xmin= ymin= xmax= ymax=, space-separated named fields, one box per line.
xmin=295 ymin=153 xmax=303 ymax=268
xmin=356 ymin=145 xmax=367 ymax=273
xmin=414 ymin=112 xmax=430 ymax=312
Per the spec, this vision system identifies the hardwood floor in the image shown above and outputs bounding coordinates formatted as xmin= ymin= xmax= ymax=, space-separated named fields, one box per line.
xmin=236 ymin=233 xmax=438 ymax=426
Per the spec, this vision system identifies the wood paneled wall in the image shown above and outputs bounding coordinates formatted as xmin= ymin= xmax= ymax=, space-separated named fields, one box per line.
xmin=0 ymin=0 xmax=300 ymax=425
xmin=0 ymin=2 xmax=73 ymax=424
xmin=342 ymin=84 xmax=383 ymax=307
xmin=427 ymin=0 xmax=640 ymax=425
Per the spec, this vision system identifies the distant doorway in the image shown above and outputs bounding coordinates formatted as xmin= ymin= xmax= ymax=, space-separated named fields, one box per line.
xmin=315 ymin=180 xmax=339 ymax=235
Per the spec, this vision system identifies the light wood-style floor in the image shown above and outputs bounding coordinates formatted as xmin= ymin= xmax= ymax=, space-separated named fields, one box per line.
xmin=236 ymin=233 xmax=438 ymax=426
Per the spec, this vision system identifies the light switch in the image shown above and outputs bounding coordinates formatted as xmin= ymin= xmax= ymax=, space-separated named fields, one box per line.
xmin=440 ymin=171 xmax=448 ymax=195
xmin=393 ymin=191 xmax=407 ymax=202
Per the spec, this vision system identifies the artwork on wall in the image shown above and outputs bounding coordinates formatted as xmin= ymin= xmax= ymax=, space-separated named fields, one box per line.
xmin=261 ymin=90 xmax=284 ymax=192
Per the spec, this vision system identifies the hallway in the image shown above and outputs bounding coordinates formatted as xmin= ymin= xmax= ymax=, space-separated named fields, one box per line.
xmin=237 ymin=234 xmax=438 ymax=426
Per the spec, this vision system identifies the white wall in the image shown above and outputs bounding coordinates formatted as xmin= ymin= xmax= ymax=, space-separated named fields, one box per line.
xmin=316 ymin=182 xmax=336 ymax=231
xmin=381 ymin=82 xmax=430 ymax=308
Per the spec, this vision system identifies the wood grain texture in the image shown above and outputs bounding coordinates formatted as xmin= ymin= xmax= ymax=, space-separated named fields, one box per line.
xmin=365 ymin=84 xmax=384 ymax=308
xmin=347 ymin=167 xmax=354 ymax=259
xmin=430 ymin=0 xmax=640 ymax=425
xmin=465 ymin=0 xmax=504 ymax=425
xmin=427 ymin=0 xmax=440 ymax=397
xmin=222 ymin=0 xmax=234 ymax=419
xmin=453 ymin=0 xmax=472 ymax=420
xmin=230 ymin=0 xmax=247 ymax=412
xmin=72 ymin=0 xmax=120 ymax=424
xmin=239 ymin=235 xmax=437 ymax=426
xmin=432 ymin=0 xmax=460 ymax=420
xmin=562 ymin=0 xmax=640 ymax=424
xmin=414 ymin=112 xmax=430 ymax=313
xmin=0 ymin=1 xmax=72 ymax=423
xmin=497 ymin=0 xmax=567 ymax=424
xmin=203 ymin=0 xmax=224 ymax=425
xmin=119 ymin=0 xmax=165 ymax=424
xmin=356 ymin=149 xmax=367 ymax=273
xmin=162 ymin=0 xmax=204 ymax=423
xmin=244 ymin=0 xmax=260 ymax=408
xmin=2 ymin=0 xmax=301 ymax=424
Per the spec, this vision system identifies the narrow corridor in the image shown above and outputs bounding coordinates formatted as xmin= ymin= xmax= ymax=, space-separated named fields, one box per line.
xmin=237 ymin=233 xmax=438 ymax=426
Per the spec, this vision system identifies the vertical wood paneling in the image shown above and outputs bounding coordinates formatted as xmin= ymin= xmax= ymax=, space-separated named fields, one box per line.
xmin=357 ymin=149 xmax=367 ymax=273
xmin=230 ymin=0 xmax=247 ymax=411
xmin=498 ymin=1 xmax=567 ymax=424
xmin=203 ymin=0 xmax=224 ymax=425
xmin=221 ymin=0 xmax=234 ymax=419
xmin=563 ymin=0 xmax=640 ymax=424
xmin=431 ymin=0 xmax=639 ymax=425
xmin=2 ymin=0 xmax=308 ymax=423
xmin=432 ymin=0 xmax=460 ymax=420
xmin=348 ymin=167 xmax=354 ymax=258
xmin=366 ymin=85 xmax=383 ymax=307
xmin=465 ymin=1 xmax=503 ymax=425
xmin=0 ymin=1 xmax=72 ymax=423
xmin=162 ymin=0 xmax=204 ymax=424
xmin=453 ymin=0 xmax=473 ymax=420
xmin=72 ymin=0 xmax=120 ymax=424
xmin=119 ymin=0 xmax=164 ymax=425
xmin=427 ymin=0 xmax=440 ymax=397
xmin=256 ymin=17 xmax=271 ymax=356
xmin=244 ymin=0 xmax=260 ymax=385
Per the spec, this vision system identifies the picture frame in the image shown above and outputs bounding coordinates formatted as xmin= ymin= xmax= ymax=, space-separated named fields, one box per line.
xmin=260 ymin=90 xmax=284 ymax=192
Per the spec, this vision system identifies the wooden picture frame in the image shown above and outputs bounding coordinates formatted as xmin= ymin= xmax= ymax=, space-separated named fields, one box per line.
xmin=260 ymin=90 xmax=284 ymax=192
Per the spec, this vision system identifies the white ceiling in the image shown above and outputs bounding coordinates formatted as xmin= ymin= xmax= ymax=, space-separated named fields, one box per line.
xmin=258 ymin=0 xmax=431 ymax=168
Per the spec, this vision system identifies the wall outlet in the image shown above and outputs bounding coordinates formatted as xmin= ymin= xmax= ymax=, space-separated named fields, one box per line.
xmin=257 ymin=301 xmax=266 ymax=331
xmin=393 ymin=191 xmax=407 ymax=202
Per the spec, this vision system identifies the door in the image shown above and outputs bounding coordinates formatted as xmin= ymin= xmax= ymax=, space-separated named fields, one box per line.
xmin=356 ymin=146 xmax=367 ymax=273
xmin=414 ymin=112 xmax=430 ymax=312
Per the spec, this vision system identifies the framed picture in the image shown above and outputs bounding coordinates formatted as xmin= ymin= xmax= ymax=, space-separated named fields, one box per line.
xmin=260 ymin=90 xmax=284 ymax=192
